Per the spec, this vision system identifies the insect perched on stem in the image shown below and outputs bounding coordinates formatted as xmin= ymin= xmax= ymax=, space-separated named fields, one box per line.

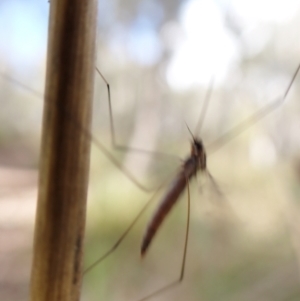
xmin=83 ymin=64 xmax=300 ymax=300
xmin=1 ymin=63 xmax=299 ymax=301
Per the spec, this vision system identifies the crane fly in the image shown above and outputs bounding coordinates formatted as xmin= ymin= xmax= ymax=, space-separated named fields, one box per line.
xmin=1 ymin=64 xmax=300 ymax=301
xmin=141 ymin=137 xmax=206 ymax=256
xmin=83 ymin=64 xmax=300 ymax=300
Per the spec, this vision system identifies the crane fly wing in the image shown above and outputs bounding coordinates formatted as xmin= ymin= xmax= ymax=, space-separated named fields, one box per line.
xmin=203 ymin=170 xmax=242 ymax=225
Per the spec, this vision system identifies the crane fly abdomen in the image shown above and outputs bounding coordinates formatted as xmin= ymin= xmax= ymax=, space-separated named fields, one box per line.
xmin=141 ymin=153 xmax=203 ymax=256
xmin=141 ymin=172 xmax=188 ymax=256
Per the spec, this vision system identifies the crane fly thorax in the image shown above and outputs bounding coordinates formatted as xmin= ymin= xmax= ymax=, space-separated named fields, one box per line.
xmin=191 ymin=138 xmax=206 ymax=170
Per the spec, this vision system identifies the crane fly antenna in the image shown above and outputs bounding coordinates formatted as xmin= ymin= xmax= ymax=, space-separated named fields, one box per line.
xmin=185 ymin=122 xmax=196 ymax=141
xmin=194 ymin=76 xmax=214 ymax=137
xmin=206 ymin=64 xmax=300 ymax=154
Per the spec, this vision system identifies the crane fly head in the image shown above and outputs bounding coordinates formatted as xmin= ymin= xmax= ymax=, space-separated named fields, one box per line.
xmin=192 ymin=138 xmax=206 ymax=170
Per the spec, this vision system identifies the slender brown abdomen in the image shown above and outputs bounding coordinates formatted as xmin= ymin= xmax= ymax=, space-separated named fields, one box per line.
xmin=141 ymin=158 xmax=198 ymax=256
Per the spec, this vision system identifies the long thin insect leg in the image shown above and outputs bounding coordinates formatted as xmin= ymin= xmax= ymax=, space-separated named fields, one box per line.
xmin=84 ymin=188 xmax=162 ymax=274
xmin=83 ymin=171 xmax=178 ymax=275
xmin=96 ymin=67 xmax=180 ymax=160
xmin=0 ymin=72 xmax=157 ymax=192
xmin=134 ymin=176 xmax=191 ymax=301
xmin=0 ymin=73 xmax=44 ymax=98
xmin=207 ymin=64 xmax=300 ymax=154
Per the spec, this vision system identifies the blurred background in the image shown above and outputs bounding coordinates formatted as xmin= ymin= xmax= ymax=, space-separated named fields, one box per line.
xmin=1 ymin=0 xmax=300 ymax=300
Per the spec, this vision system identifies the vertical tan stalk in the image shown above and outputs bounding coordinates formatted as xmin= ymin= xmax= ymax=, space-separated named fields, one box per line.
xmin=30 ymin=0 xmax=98 ymax=300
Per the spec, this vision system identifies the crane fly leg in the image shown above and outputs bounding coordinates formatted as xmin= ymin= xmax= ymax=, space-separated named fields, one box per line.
xmin=133 ymin=175 xmax=191 ymax=301
xmin=207 ymin=64 xmax=300 ymax=154
xmin=96 ymin=67 xmax=181 ymax=161
xmin=84 ymin=170 xmax=179 ymax=275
